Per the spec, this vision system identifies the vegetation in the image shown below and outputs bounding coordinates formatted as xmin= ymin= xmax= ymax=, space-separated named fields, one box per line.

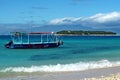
xmin=56 ymin=30 xmax=116 ymax=35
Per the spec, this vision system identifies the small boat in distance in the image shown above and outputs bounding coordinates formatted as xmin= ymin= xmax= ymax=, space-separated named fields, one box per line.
xmin=5 ymin=32 xmax=63 ymax=49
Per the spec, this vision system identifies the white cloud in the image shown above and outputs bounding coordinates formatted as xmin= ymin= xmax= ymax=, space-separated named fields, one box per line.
xmin=49 ymin=17 xmax=82 ymax=25
xmin=89 ymin=12 xmax=120 ymax=23
xmin=1 ymin=12 xmax=120 ymax=34
xmin=48 ymin=12 xmax=120 ymax=29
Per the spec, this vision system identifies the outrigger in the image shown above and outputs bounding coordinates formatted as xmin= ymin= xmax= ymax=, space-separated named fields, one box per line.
xmin=5 ymin=32 xmax=63 ymax=49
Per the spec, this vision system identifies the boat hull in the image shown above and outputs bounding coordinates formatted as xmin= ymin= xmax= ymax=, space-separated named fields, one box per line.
xmin=5 ymin=42 xmax=62 ymax=49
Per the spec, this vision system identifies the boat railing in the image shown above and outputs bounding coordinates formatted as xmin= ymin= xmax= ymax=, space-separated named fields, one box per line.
xmin=14 ymin=41 xmax=59 ymax=44
xmin=11 ymin=32 xmax=61 ymax=44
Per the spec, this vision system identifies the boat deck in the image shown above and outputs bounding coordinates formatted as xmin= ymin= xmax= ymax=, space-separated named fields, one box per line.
xmin=13 ymin=42 xmax=58 ymax=44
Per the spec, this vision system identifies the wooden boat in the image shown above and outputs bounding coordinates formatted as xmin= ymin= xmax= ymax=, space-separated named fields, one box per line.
xmin=5 ymin=32 xmax=63 ymax=49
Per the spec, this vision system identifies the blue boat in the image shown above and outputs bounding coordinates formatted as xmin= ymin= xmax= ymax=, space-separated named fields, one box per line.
xmin=5 ymin=32 xmax=63 ymax=49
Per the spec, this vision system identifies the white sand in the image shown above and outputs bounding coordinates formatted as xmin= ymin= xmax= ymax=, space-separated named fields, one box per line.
xmin=0 ymin=66 xmax=120 ymax=80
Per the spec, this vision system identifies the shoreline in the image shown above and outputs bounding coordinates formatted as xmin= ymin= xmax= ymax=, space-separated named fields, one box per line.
xmin=0 ymin=66 xmax=120 ymax=80
xmin=57 ymin=34 xmax=118 ymax=36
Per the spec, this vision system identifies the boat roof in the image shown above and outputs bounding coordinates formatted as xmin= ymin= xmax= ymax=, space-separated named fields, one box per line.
xmin=11 ymin=32 xmax=54 ymax=35
xmin=29 ymin=32 xmax=54 ymax=34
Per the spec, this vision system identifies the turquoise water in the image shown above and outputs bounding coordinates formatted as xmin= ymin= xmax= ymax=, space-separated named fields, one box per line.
xmin=0 ymin=36 xmax=120 ymax=72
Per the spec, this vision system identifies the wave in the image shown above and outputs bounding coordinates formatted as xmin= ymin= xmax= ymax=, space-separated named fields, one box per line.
xmin=1 ymin=60 xmax=120 ymax=72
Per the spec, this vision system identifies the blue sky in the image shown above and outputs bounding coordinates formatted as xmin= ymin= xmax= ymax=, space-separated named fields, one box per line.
xmin=0 ymin=0 xmax=120 ymax=34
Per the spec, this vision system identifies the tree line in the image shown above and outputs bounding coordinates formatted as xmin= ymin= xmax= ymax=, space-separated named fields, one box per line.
xmin=56 ymin=30 xmax=116 ymax=35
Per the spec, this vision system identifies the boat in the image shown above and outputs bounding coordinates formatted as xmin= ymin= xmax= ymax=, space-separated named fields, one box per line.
xmin=5 ymin=32 xmax=63 ymax=49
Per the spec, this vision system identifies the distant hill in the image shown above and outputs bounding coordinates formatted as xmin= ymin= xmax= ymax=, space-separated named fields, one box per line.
xmin=56 ymin=30 xmax=116 ymax=36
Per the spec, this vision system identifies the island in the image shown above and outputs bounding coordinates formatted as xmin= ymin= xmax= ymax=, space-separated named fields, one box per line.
xmin=56 ymin=30 xmax=116 ymax=36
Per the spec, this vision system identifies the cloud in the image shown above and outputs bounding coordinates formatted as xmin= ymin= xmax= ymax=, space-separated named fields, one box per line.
xmin=1 ymin=12 xmax=120 ymax=34
xmin=49 ymin=17 xmax=82 ymax=25
xmin=39 ymin=12 xmax=120 ymax=33
xmin=48 ymin=12 xmax=120 ymax=29
xmin=89 ymin=12 xmax=120 ymax=23
xmin=0 ymin=23 xmax=40 ymax=35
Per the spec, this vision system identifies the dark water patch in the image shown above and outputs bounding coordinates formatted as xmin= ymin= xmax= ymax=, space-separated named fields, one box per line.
xmin=29 ymin=53 xmax=67 ymax=61
xmin=72 ymin=46 xmax=120 ymax=54
xmin=95 ymin=46 xmax=120 ymax=50
xmin=72 ymin=49 xmax=90 ymax=54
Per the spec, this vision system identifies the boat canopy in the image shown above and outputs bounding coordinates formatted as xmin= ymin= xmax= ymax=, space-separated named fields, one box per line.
xmin=11 ymin=32 xmax=54 ymax=35
xmin=5 ymin=32 xmax=63 ymax=49
xmin=29 ymin=32 xmax=54 ymax=34
xmin=10 ymin=32 xmax=60 ymax=44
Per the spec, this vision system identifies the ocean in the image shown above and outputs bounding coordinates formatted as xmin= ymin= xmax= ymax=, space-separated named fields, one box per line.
xmin=0 ymin=35 xmax=120 ymax=75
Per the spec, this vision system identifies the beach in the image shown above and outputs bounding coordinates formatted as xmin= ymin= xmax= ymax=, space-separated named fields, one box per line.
xmin=1 ymin=0 xmax=120 ymax=79
xmin=0 ymin=66 xmax=120 ymax=80
xmin=0 ymin=36 xmax=120 ymax=80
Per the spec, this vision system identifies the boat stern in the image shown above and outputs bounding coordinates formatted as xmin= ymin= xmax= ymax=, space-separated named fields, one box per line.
xmin=5 ymin=41 xmax=13 ymax=48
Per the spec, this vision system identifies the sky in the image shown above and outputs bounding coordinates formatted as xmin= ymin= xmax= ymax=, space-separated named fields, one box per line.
xmin=0 ymin=0 xmax=120 ymax=34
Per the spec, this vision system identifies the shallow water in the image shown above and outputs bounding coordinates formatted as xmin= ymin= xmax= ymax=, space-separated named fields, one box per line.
xmin=0 ymin=35 xmax=120 ymax=73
